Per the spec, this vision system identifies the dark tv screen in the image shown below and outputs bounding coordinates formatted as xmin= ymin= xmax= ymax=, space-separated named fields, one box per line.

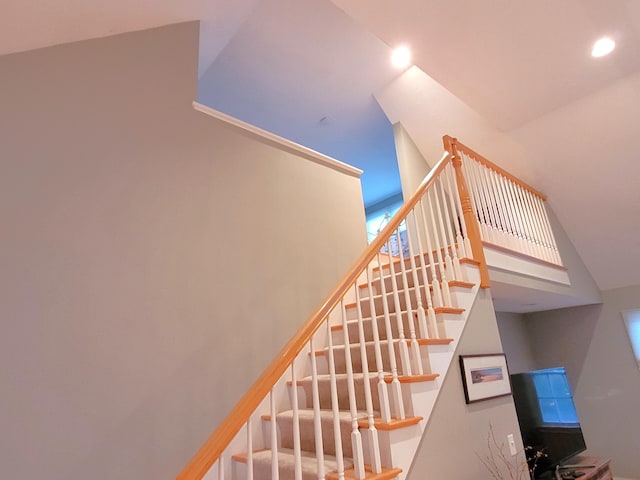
xmin=510 ymin=367 xmax=587 ymax=478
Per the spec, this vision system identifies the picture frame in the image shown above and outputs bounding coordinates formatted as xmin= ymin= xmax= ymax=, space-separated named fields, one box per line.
xmin=459 ymin=353 xmax=512 ymax=404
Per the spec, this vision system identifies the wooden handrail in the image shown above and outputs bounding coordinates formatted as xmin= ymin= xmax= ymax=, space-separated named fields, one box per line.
xmin=176 ymin=152 xmax=453 ymax=480
xmin=442 ymin=136 xmax=491 ymax=289
xmin=443 ymin=135 xmax=547 ymax=200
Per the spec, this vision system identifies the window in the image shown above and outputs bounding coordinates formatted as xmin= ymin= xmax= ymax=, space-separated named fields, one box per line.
xmin=622 ymin=309 xmax=640 ymax=369
xmin=366 ymin=203 xmax=402 ymax=244
xmin=532 ymin=368 xmax=579 ymax=425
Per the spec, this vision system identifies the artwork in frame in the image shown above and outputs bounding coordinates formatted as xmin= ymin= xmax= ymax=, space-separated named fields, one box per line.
xmin=459 ymin=353 xmax=512 ymax=404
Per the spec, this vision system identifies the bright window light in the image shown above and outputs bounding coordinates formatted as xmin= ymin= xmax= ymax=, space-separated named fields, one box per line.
xmin=592 ymin=37 xmax=615 ymax=57
xmin=622 ymin=310 xmax=640 ymax=369
xmin=391 ymin=45 xmax=412 ymax=69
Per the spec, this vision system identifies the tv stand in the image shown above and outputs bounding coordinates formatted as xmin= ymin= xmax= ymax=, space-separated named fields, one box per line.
xmin=552 ymin=456 xmax=612 ymax=480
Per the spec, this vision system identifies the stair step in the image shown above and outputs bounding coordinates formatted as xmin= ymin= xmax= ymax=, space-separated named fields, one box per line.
xmin=359 ymin=273 xmax=474 ymax=295
xmin=460 ymin=257 xmax=480 ymax=266
xmin=331 ymin=307 xmax=460 ymax=343
xmin=357 ymin=415 xmax=423 ymax=431
xmin=261 ymin=409 xmax=368 ymax=457
xmin=317 ymin=338 xmax=440 ymax=376
xmin=233 ymin=447 xmax=354 ymax=480
xmin=293 ymin=372 xmax=439 ymax=411
xmin=370 ymin=251 xmax=440 ymax=274
xmin=371 ymin=251 xmax=472 ymax=274
xmin=331 ymin=311 xmax=418 ymax=343
xmin=296 ymin=372 xmax=380 ymax=411
xmin=384 ymin=373 xmax=439 ymax=384
xmin=327 ymin=464 xmax=403 ymax=480
xmin=345 ymin=290 xmax=466 ymax=320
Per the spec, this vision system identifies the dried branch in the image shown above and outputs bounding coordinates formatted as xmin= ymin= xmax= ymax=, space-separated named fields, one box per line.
xmin=476 ymin=423 xmax=546 ymax=480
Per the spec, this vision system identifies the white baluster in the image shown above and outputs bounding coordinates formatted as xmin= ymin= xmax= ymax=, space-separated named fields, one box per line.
xmin=340 ymin=299 xmax=365 ymax=479
xmin=309 ymin=337 xmax=325 ymax=479
xmin=246 ymin=418 xmax=253 ymax=480
xmin=506 ymin=178 xmax=530 ymax=255
xmin=408 ymin=209 xmax=438 ymax=339
xmin=447 ymin=161 xmax=473 ymax=261
xmin=522 ymin=188 xmax=546 ymax=261
xmin=270 ymin=391 xmax=279 ymax=480
xmin=354 ymin=283 xmax=382 ymax=473
xmin=395 ymin=228 xmax=423 ymax=375
xmin=426 ymin=188 xmax=452 ymax=307
xmin=463 ymin=153 xmax=490 ymax=241
xmin=326 ymin=319 xmax=345 ymax=480
xmin=487 ymin=167 xmax=511 ymax=245
xmin=439 ymin=168 xmax=463 ymax=282
xmin=495 ymin=173 xmax=518 ymax=250
xmin=432 ymin=179 xmax=455 ymax=282
xmin=482 ymin=164 xmax=505 ymax=241
xmin=535 ymin=194 xmax=561 ymax=264
xmin=290 ymin=362 xmax=302 ymax=480
xmin=405 ymin=209 xmax=429 ymax=336
xmin=516 ymin=185 xmax=537 ymax=255
xmin=375 ymin=251 xmax=405 ymax=420
xmin=444 ymin=162 xmax=467 ymax=260
xmin=218 ymin=455 xmax=224 ymax=480
xmin=364 ymin=267 xmax=392 ymax=423
xmin=530 ymin=193 xmax=551 ymax=260
xmin=417 ymin=197 xmax=443 ymax=312
xmin=385 ymin=236 xmax=413 ymax=377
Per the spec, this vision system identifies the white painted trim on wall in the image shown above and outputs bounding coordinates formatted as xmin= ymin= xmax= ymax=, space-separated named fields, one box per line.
xmin=484 ymin=245 xmax=571 ymax=285
xmin=193 ymin=101 xmax=363 ymax=178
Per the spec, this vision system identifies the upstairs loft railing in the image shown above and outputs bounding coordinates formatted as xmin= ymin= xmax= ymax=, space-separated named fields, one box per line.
xmin=177 ymin=136 xmax=562 ymax=480
xmin=444 ymin=136 xmax=563 ymax=267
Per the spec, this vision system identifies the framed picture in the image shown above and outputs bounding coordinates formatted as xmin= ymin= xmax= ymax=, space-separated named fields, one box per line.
xmin=459 ymin=353 xmax=512 ymax=404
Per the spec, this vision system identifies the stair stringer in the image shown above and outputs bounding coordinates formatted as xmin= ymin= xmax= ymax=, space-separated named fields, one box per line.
xmin=363 ymin=262 xmax=482 ymax=480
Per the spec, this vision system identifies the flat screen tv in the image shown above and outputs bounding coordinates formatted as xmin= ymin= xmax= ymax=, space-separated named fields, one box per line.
xmin=510 ymin=367 xmax=587 ymax=478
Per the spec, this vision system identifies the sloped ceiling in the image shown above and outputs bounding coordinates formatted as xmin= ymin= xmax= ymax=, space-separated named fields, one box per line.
xmin=333 ymin=0 xmax=640 ymax=291
xmin=2 ymin=0 xmax=639 ymax=291
xmin=196 ymin=0 xmax=404 ymax=207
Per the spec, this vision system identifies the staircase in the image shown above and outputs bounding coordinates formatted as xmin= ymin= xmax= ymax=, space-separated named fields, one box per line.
xmin=177 ymin=138 xmax=563 ymax=480
xmin=229 ymin=254 xmax=481 ymax=480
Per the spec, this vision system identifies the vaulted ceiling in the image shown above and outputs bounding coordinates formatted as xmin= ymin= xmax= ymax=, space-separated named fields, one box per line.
xmin=2 ymin=0 xmax=639 ymax=292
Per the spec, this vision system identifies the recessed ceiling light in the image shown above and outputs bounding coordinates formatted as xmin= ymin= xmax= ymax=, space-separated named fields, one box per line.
xmin=391 ymin=45 xmax=411 ymax=69
xmin=592 ymin=37 xmax=615 ymax=57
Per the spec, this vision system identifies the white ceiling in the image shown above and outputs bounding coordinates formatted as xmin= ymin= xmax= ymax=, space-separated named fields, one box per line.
xmin=2 ymin=0 xmax=639 ymax=294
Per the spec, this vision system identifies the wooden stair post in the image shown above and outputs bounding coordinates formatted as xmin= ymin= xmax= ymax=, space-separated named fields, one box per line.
xmin=443 ymin=135 xmax=491 ymax=289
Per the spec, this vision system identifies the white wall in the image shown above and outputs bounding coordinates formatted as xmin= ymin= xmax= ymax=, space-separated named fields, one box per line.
xmin=376 ymin=66 xmax=535 ymax=187
xmin=0 ymin=22 xmax=367 ymax=480
xmin=525 ymin=286 xmax=640 ymax=478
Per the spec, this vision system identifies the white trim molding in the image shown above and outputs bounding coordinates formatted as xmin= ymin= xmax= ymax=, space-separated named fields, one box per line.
xmin=193 ymin=101 xmax=363 ymax=178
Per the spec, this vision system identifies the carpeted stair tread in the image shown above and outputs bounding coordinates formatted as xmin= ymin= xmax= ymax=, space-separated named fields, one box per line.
xmin=262 ymin=408 xmax=371 ymax=457
xmin=233 ymin=447 xmax=354 ymax=480
xmin=318 ymin=339 xmax=434 ymax=376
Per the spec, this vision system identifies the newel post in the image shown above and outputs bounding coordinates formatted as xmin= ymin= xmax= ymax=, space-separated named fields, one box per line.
xmin=443 ymin=135 xmax=491 ymax=288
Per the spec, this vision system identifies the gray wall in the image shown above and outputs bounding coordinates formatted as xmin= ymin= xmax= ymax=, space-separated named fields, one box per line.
xmin=393 ymin=122 xmax=432 ymax=201
xmin=496 ymin=312 xmax=537 ymax=374
xmin=0 ymin=23 xmax=367 ymax=479
xmin=407 ymin=290 xmax=526 ymax=479
xmin=525 ymin=287 xmax=640 ymax=478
